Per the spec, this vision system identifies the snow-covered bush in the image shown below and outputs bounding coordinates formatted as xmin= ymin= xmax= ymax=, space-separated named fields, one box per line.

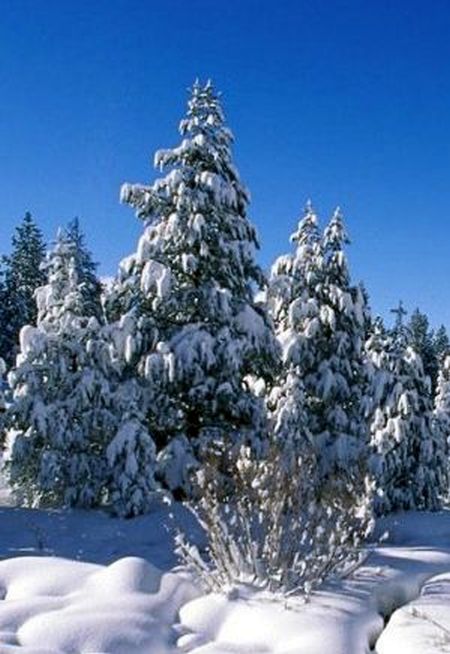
xmin=177 ymin=429 xmax=372 ymax=597
xmin=178 ymin=353 xmax=373 ymax=597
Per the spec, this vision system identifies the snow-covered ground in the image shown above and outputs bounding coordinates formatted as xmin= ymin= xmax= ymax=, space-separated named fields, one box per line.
xmin=1 ymin=477 xmax=450 ymax=654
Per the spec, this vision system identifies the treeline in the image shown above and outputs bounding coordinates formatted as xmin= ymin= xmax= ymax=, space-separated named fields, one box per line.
xmin=0 ymin=81 xmax=449 ymax=595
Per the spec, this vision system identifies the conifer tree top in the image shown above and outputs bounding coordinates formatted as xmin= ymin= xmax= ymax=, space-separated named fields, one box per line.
xmin=119 ymin=80 xmax=265 ymax=297
xmin=121 ymin=80 xmax=251 ymax=222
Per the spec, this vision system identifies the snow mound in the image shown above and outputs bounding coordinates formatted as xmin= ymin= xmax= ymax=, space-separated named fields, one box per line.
xmin=377 ymin=571 xmax=450 ymax=653
xmin=0 ymin=556 xmax=198 ymax=654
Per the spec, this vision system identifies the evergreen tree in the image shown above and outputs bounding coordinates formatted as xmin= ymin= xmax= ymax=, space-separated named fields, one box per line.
xmin=408 ymin=308 xmax=439 ymax=392
xmin=213 ymin=202 xmax=375 ymax=596
xmin=0 ymin=358 xmax=6 ymax=434
xmin=108 ymin=80 xmax=279 ymax=492
xmin=103 ymin=313 xmax=161 ymax=516
xmin=434 ymin=325 xmax=450 ymax=366
xmin=366 ymin=309 xmax=446 ymax=514
xmin=4 ymin=230 xmax=104 ymax=506
xmin=434 ymin=354 xmax=450 ymax=494
xmin=66 ymin=217 xmax=103 ymax=320
xmin=4 ymin=229 xmax=158 ymax=513
xmin=0 ymin=213 xmax=46 ymax=366
xmin=268 ymin=204 xmax=370 ymax=495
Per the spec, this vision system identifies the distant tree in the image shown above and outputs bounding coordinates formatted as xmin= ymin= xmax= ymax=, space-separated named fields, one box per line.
xmin=0 ymin=358 xmax=6 ymax=434
xmin=434 ymin=325 xmax=450 ymax=366
xmin=366 ymin=309 xmax=446 ymax=514
xmin=408 ymin=308 xmax=439 ymax=392
xmin=434 ymin=354 xmax=450 ymax=492
xmin=0 ymin=213 xmax=46 ymax=366
xmin=66 ymin=217 xmax=103 ymax=320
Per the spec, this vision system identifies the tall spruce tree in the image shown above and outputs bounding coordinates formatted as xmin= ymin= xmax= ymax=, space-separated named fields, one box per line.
xmin=107 ymin=80 xmax=279 ymax=493
xmin=0 ymin=213 xmax=46 ymax=366
xmin=366 ymin=307 xmax=446 ymax=514
xmin=268 ymin=204 xmax=371 ymax=496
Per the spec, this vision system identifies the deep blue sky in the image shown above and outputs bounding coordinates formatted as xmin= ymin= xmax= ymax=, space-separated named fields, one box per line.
xmin=1 ymin=0 xmax=450 ymax=327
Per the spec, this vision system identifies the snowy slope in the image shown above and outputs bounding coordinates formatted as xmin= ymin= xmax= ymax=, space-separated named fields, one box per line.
xmin=0 ymin=506 xmax=450 ymax=653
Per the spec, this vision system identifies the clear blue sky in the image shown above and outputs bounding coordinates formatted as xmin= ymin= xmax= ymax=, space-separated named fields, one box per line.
xmin=1 ymin=0 xmax=450 ymax=327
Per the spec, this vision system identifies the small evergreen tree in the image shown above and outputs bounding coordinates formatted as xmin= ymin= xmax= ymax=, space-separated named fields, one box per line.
xmin=66 ymin=217 xmax=103 ymax=320
xmin=434 ymin=353 xmax=450 ymax=496
xmin=0 ymin=358 xmax=6 ymax=435
xmin=434 ymin=325 xmax=450 ymax=367
xmin=366 ymin=309 xmax=446 ymax=514
xmin=408 ymin=308 xmax=439 ymax=392
xmin=107 ymin=80 xmax=279 ymax=493
xmin=0 ymin=213 xmax=46 ymax=365
xmin=3 ymin=229 xmax=159 ymax=514
xmin=268 ymin=205 xmax=370 ymax=492
xmin=103 ymin=313 xmax=161 ymax=516
xmin=4 ymin=230 xmax=104 ymax=506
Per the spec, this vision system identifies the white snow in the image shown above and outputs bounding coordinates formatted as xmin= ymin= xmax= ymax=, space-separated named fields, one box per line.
xmin=377 ymin=571 xmax=450 ymax=653
xmin=1 ymin=501 xmax=450 ymax=653
xmin=0 ymin=556 xmax=197 ymax=654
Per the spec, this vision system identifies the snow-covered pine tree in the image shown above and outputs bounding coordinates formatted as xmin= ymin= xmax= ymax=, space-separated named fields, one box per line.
xmin=108 ymin=80 xmax=279 ymax=493
xmin=103 ymin=313 xmax=161 ymax=517
xmin=365 ymin=317 xmax=400 ymax=515
xmin=66 ymin=217 xmax=103 ymax=321
xmin=408 ymin=308 xmax=439 ymax=393
xmin=268 ymin=205 xmax=370 ymax=494
xmin=433 ymin=353 xmax=450 ymax=496
xmin=366 ymin=308 xmax=446 ymax=514
xmin=5 ymin=228 xmax=159 ymax=514
xmin=5 ymin=232 xmax=115 ymax=512
xmin=257 ymin=204 xmax=372 ymax=580
xmin=434 ymin=325 xmax=450 ymax=367
xmin=0 ymin=213 xmax=46 ymax=366
xmin=0 ymin=358 xmax=6 ymax=435
xmin=319 ymin=209 xmax=372 ymax=482
xmin=4 ymin=229 xmax=104 ymax=506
